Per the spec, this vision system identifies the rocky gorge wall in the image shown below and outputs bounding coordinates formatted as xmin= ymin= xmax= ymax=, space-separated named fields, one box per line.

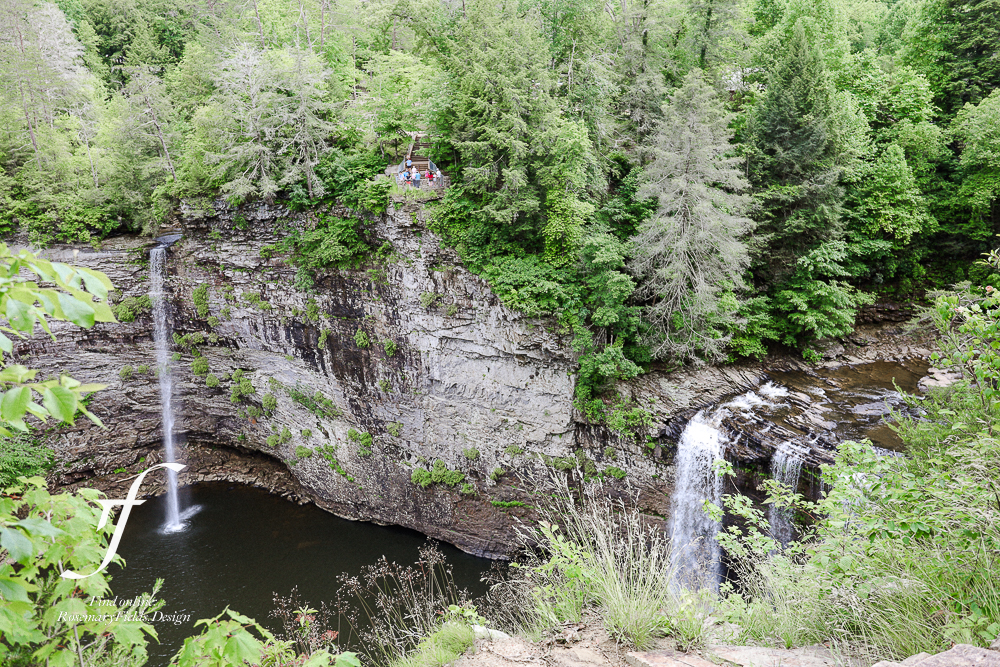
xmin=19 ymin=199 xmax=939 ymax=557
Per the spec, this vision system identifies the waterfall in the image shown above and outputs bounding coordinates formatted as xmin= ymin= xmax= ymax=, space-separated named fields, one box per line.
xmin=150 ymin=241 xmax=183 ymax=532
xmin=768 ymin=441 xmax=805 ymax=546
xmin=668 ymin=382 xmax=792 ymax=590
xmin=669 ymin=410 xmax=726 ymax=591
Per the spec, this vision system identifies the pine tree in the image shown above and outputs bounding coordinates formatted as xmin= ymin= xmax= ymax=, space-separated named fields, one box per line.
xmin=630 ymin=70 xmax=754 ymax=363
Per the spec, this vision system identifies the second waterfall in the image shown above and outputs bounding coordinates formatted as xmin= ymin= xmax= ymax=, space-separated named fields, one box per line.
xmin=150 ymin=238 xmax=184 ymax=532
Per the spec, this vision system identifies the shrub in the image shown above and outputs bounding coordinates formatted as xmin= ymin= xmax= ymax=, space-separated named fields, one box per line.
xmin=295 ymin=445 xmax=313 ymax=458
xmin=603 ymin=446 xmax=618 ymax=460
xmin=420 ymin=292 xmax=441 ymax=309
xmin=136 ymin=364 xmax=150 ymax=375
xmin=119 ymin=365 xmax=134 ymax=380
xmin=266 ymin=434 xmax=280 ymax=447
xmin=505 ymin=445 xmax=524 ymax=456
xmin=411 ymin=460 xmax=464 ymax=489
xmin=411 ymin=468 xmax=433 ymax=488
xmin=207 ymin=316 xmax=220 ymax=327
xmin=192 ymin=283 xmax=210 ymax=317
xmin=490 ymin=467 xmax=505 ymax=482
xmin=243 ymin=292 xmax=272 ymax=310
xmin=491 ymin=500 xmax=529 ymax=508
xmin=0 ymin=435 xmax=54 ymax=487
xmin=286 ymin=384 xmax=342 ymax=418
xmin=305 ymin=299 xmax=320 ymax=322
xmin=378 ymin=379 xmax=391 ymax=393
xmin=191 ymin=358 xmax=209 ymax=376
xmin=205 ymin=373 xmax=220 ymax=388
xmin=171 ymin=352 xmax=182 ymax=361
xmin=302 ymin=429 xmax=312 ymax=438
xmin=387 ymin=422 xmax=403 ymax=437
xmin=348 ymin=428 xmax=373 ymax=456
xmin=445 ymin=304 xmax=458 ymax=317
xmin=460 ymin=483 xmax=476 ymax=495
xmin=262 ymin=393 xmax=278 ymax=412
xmin=112 ymin=295 xmax=153 ymax=322
xmin=354 ymin=328 xmax=370 ymax=348
xmin=318 ymin=328 xmax=330 ymax=349
xmin=383 ymin=339 xmax=398 ymax=357
xmin=280 ymin=426 xmax=292 ymax=444
xmin=605 ymin=466 xmax=626 ymax=479
xmin=463 ymin=448 xmax=480 ymax=461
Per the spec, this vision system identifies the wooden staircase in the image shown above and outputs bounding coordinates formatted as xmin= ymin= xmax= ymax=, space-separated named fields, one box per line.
xmin=407 ymin=136 xmax=434 ymax=173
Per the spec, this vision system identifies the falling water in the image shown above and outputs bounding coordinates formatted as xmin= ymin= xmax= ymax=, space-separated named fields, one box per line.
xmin=150 ymin=243 xmax=183 ymax=532
xmin=669 ymin=410 xmax=726 ymax=591
xmin=668 ymin=382 xmax=791 ymax=590
xmin=768 ymin=441 xmax=805 ymax=546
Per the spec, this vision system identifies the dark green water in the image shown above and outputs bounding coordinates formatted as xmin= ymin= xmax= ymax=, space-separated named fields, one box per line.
xmin=110 ymin=482 xmax=494 ymax=666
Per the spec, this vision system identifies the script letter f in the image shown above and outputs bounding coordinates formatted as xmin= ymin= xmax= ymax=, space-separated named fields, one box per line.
xmin=61 ymin=463 xmax=186 ymax=580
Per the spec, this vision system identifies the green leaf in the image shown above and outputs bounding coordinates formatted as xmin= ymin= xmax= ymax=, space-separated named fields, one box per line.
xmin=77 ymin=268 xmax=111 ymax=300
xmin=14 ymin=517 xmax=63 ymax=538
xmin=223 ymin=629 xmax=262 ymax=664
xmin=56 ymin=292 xmax=95 ymax=328
xmin=5 ymin=298 xmax=34 ymax=332
xmin=0 ymin=331 xmax=12 ymax=354
xmin=0 ymin=527 xmax=33 ymax=563
xmin=0 ymin=575 xmax=32 ymax=602
xmin=335 ymin=652 xmax=362 ymax=667
xmin=42 ymin=387 xmax=77 ymax=424
xmin=1 ymin=387 xmax=30 ymax=422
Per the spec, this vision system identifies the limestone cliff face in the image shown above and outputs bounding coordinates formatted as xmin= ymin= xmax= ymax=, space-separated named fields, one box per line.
xmin=24 ymin=201 xmax=678 ymax=557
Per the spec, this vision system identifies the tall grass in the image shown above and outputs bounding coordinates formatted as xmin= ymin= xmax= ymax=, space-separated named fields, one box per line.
xmin=488 ymin=475 xmax=709 ymax=650
xmin=719 ymin=378 xmax=1000 ymax=662
xmin=333 ymin=543 xmax=474 ymax=666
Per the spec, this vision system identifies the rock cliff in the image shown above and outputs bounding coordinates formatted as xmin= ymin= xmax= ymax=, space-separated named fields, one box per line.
xmin=19 ymin=199 xmax=936 ymax=557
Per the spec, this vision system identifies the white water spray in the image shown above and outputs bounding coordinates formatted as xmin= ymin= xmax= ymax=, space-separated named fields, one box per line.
xmin=668 ymin=382 xmax=791 ymax=590
xmin=669 ymin=411 xmax=726 ymax=590
xmin=768 ymin=441 xmax=806 ymax=546
xmin=150 ymin=243 xmax=183 ymax=532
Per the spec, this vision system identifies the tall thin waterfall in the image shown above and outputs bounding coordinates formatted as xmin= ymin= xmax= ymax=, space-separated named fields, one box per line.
xmin=768 ymin=441 xmax=805 ymax=546
xmin=669 ymin=411 xmax=726 ymax=591
xmin=150 ymin=244 xmax=182 ymax=532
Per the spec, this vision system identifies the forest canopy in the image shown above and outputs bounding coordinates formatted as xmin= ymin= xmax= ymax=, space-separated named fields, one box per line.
xmin=1 ymin=0 xmax=998 ymax=392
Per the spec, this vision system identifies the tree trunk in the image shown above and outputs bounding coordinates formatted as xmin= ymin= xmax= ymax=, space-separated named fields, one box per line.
xmin=144 ymin=97 xmax=176 ymax=180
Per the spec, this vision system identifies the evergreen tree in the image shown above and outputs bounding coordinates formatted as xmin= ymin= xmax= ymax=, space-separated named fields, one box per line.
xmin=903 ymin=0 xmax=1000 ymax=117
xmin=631 ymin=71 xmax=754 ymax=363
xmin=750 ymin=20 xmax=843 ymax=285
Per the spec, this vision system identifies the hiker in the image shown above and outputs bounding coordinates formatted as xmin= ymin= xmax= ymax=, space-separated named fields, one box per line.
xmin=412 ymin=169 xmax=421 ymax=188
xmin=426 ymin=169 xmax=434 ymax=184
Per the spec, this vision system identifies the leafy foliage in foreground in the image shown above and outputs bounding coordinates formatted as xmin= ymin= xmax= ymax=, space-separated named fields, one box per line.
xmin=714 ymin=248 xmax=1000 ymax=661
xmin=0 ymin=244 xmax=115 ymax=436
xmin=0 ymin=478 xmax=359 ymax=667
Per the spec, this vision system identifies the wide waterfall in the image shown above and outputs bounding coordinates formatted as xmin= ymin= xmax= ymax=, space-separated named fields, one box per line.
xmin=150 ymin=238 xmax=183 ymax=532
